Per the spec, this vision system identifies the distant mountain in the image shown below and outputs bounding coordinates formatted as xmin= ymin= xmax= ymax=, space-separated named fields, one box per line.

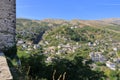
xmin=17 ymin=18 xmax=120 ymax=27
xmin=16 ymin=18 xmax=120 ymax=43
xmin=101 ymin=18 xmax=120 ymax=24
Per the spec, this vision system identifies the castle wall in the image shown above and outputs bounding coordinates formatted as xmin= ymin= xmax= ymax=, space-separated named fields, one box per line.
xmin=0 ymin=0 xmax=16 ymax=50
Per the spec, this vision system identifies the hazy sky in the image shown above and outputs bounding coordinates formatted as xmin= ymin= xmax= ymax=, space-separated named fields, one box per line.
xmin=17 ymin=0 xmax=120 ymax=20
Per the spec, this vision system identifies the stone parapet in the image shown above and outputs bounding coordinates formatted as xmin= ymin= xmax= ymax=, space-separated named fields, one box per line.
xmin=0 ymin=52 xmax=13 ymax=80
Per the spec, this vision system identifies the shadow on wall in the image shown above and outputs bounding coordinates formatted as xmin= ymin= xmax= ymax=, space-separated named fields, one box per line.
xmin=0 ymin=52 xmax=4 ymax=56
xmin=3 ymin=45 xmax=17 ymax=59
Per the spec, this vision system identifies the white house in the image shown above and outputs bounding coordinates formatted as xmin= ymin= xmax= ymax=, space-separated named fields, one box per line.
xmin=106 ymin=61 xmax=116 ymax=70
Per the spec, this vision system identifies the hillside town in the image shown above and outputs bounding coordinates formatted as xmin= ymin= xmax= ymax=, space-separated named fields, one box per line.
xmin=17 ymin=34 xmax=120 ymax=70
xmin=15 ymin=17 xmax=120 ymax=80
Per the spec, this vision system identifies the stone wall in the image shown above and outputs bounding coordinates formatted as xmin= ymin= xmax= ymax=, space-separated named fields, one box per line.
xmin=0 ymin=0 xmax=16 ymax=51
xmin=0 ymin=52 xmax=13 ymax=79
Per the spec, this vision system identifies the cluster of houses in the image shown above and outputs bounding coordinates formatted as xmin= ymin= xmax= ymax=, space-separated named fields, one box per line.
xmin=41 ymin=37 xmax=120 ymax=70
xmin=17 ymin=36 xmax=120 ymax=70
xmin=89 ymin=52 xmax=106 ymax=63
xmin=43 ymin=43 xmax=81 ymax=54
xmin=89 ymin=39 xmax=120 ymax=70
xmin=17 ymin=40 xmax=41 ymax=51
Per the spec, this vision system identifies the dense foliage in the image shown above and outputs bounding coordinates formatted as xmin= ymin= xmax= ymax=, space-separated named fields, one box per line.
xmin=18 ymin=52 xmax=105 ymax=80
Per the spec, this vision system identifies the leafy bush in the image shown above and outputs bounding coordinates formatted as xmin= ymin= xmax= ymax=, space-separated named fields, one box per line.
xmin=19 ymin=54 xmax=106 ymax=80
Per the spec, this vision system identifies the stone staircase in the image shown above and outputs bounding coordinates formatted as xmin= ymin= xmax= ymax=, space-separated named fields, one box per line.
xmin=0 ymin=52 xmax=13 ymax=80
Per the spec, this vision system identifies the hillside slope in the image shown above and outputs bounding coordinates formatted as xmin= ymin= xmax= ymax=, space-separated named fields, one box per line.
xmin=16 ymin=18 xmax=120 ymax=80
xmin=16 ymin=18 xmax=120 ymax=43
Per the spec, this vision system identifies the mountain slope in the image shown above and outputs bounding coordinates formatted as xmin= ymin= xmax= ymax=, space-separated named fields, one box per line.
xmin=16 ymin=18 xmax=120 ymax=43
